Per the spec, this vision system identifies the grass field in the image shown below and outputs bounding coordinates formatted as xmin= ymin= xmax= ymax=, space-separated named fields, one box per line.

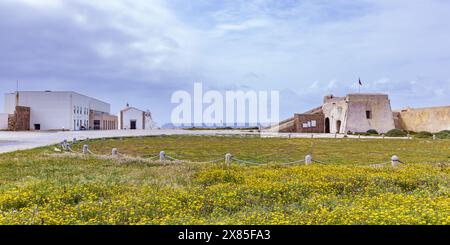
xmin=0 ymin=135 xmax=449 ymax=225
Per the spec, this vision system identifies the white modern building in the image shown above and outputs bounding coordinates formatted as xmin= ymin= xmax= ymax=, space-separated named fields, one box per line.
xmin=119 ymin=104 xmax=154 ymax=130
xmin=1 ymin=91 xmax=117 ymax=131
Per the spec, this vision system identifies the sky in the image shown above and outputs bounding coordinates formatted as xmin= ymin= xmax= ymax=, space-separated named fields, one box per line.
xmin=0 ymin=0 xmax=449 ymax=125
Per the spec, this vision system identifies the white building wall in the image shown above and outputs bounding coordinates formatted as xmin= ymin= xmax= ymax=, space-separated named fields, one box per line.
xmin=4 ymin=93 xmax=16 ymax=114
xmin=345 ymin=94 xmax=395 ymax=134
xmin=5 ymin=91 xmax=72 ymax=131
xmin=144 ymin=115 xmax=154 ymax=129
xmin=121 ymin=108 xmax=144 ymax=130
xmin=70 ymin=93 xmax=91 ymax=131
xmin=322 ymin=98 xmax=348 ymax=133
xmin=89 ymin=98 xmax=110 ymax=113
xmin=3 ymin=91 xmax=111 ymax=131
xmin=0 ymin=113 xmax=8 ymax=130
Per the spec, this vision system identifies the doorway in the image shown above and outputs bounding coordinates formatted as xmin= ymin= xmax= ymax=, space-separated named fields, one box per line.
xmin=336 ymin=120 xmax=342 ymax=133
xmin=325 ymin=118 xmax=330 ymax=133
xmin=94 ymin=120 xmax=100 ymax=130
xmin=34 ymin=124 xmax=41 ymax=130
xmin=130 ymin=120 xmax=137 ymax=130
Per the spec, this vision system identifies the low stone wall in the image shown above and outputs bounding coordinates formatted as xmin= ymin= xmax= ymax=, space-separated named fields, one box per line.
xmin=396 ymin=106 xmax=450 ymax=133
xmin=270 ymin=117 xmax=296 ymax=133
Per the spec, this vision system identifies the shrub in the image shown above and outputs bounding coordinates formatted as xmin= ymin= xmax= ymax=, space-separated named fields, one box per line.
xmin=385 ymin=129 xmax=407 ymax=137
xmin=366 ymin=129 xmax=379 ymax=135
xmin=415 ymin=131 xmax=433 ymax=139
xmin=436 ymin=130 xmax=450 ymax=139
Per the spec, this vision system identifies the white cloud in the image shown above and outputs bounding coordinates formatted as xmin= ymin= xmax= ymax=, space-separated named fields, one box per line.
xmin=216 ymin=19 xmax=270 ymax=32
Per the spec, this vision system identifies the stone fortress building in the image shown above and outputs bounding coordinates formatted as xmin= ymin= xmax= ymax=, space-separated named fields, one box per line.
xmin=274 ymin=93 xmax=450 ymax=134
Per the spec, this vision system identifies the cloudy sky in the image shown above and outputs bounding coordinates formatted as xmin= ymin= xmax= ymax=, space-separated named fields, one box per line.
xmin=1 ymin=0 xmax=449 ymax=125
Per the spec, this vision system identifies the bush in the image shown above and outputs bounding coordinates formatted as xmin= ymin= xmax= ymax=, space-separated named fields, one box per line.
xmin=385 ymin=129 xmax=407 ymax=137
xmin=436 ymin=130 xmax=450 ymax=139
xmin=366 ymin=129 xmax=379 ymax=135
xmin=415 ymin=131 xmax=433 ymax=139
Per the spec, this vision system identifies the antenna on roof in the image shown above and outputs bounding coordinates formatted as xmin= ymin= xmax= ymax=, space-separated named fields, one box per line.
xmin=15 ymin=80 xmax=20 ymax=107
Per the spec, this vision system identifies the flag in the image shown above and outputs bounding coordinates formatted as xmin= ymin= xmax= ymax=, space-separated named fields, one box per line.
xmin=358 ymin=78 xmax=363 ymax=86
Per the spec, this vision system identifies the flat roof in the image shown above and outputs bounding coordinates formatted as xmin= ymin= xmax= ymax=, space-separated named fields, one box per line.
xmin=5 ymin=90 xmax=109 ymax=104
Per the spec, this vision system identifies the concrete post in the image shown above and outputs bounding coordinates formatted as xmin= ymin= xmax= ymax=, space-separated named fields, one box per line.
xmin=311 ymin=134 xmax=314 ymax=139
xmin=112 ymin=148 xmax=118 ymax=157
xmin=305 ymin=155 xmax=312 ymax=165
xmin=335 ymin=133 xmax=337 ymax=139
xmin=159 ymin=151 xmax=166 ymax=161
xmin=73 ymin=138 xmax=77 ymax=144
xmin=382 ymin=134 xmax=385 ymax=139
xmin=433 ymin=135 xmax=436 ymax=140
xmin=62 ymin=140 xmax=68 ymax=151
xmin=225 ymin=153 xmax=233 ymax=166
xmin=83 ymin=145 xmax=89 ymax=154
xmin=391 ymin=155 xmax=400 ymax=167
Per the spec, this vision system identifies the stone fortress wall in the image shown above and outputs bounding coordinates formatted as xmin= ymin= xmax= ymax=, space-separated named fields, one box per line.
xmin=395 ymin=106 xmax=450 ymax=133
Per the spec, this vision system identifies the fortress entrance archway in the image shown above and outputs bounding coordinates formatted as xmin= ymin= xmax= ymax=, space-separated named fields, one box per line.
xmin=325 ymin=117 xmax=330 ymax=133
xmin=336 ymin=120 xmax=342 ymax=133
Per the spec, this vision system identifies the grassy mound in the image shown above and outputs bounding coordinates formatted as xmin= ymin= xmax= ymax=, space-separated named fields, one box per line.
xmin=415 ymin=131 xmax=433 ymax=139
xmin=436 ymin=130 xmax=450 ymax=139
xmin=385 ymin=129 xmax=407 ymax=137
xmin=366 ymin=129 xmax=379 ymax=135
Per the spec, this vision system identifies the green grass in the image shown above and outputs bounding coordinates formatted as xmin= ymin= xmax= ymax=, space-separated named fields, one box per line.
xmin=70 ymin=135 xmax=449 ymax=164
xmin=0 ymin=136 xmax=449 ymax=225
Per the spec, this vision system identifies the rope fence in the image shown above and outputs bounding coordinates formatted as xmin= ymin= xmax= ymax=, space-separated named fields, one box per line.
xmin=51 ymin=140 xmax=424 ymax=168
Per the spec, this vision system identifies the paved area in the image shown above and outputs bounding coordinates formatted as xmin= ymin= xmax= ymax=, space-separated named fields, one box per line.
xmin=0 ymin=130 xmax=258 ymax=153
xmin=0 ymin=130 xmax=407 ymax=154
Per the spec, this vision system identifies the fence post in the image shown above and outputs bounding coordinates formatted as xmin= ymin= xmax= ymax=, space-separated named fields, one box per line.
xmin=112 ymin=148 xmax=118 ymax=157
xmin=159 ymin=151 xmax=166 ymax=161
xmin=305 ymin=155 xmax=312 ymax=165
xmin=391 ymin=155 xmax=400 ymax=167
xmin=83 ymin=145 xmax=89 ymax=154
xmin=225 ymin=153 xmax=233 ymax=166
